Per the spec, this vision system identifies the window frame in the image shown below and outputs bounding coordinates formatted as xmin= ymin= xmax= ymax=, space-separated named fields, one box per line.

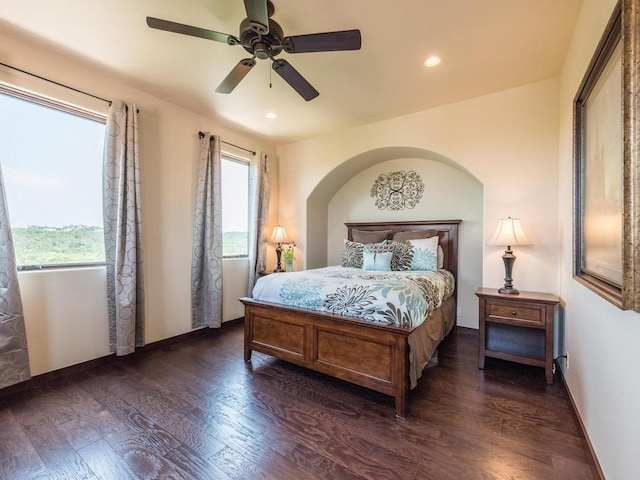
xmin=0 ymin=83 xmax=107 ymax=271
xmin=221 ymin=152 xmax=250 ymax=259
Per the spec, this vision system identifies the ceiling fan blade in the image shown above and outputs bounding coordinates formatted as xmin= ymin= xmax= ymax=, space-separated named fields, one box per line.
xmin=243 ymin=0 xmax=270 ymax=34
xmin=146 ymin=17 xmax=239 ymax=45
xmin=272 ymin=59 xmax=319 ymax=101
xmin=283 ymin=30 xmax=361 ymax=54
xmin=215 ymin=58 xmax=256 ymax=94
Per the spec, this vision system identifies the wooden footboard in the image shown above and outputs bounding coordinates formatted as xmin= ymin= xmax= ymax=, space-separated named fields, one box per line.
xmin=241 ymin=297 xmax=413 ymax=418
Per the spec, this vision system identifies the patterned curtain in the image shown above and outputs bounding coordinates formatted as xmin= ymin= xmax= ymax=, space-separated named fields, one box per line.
xmin=103 ymin=100 xmax=145 ymax=356
xmin=0 ymin=164 xmax=30 ymax=389
xmin=247 ymin=153 xmax=271 ymax=295
xmin=191 ymin=133 xmax=223 ymax=328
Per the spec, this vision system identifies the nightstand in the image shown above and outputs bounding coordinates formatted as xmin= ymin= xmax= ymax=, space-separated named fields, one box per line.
xmin=475 ymin=288 xmax=560 ymax=384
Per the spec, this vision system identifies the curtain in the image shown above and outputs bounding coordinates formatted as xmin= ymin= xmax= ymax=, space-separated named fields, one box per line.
xmin=191 ymin=133 xmax=223 ymax=328
xmin=0 ymin=164 xmax=30 ymax=389
xmin=103 ymin=100 xmax=145 ymax=356
xmin=247 ymin=153 xmax=271 ymax=295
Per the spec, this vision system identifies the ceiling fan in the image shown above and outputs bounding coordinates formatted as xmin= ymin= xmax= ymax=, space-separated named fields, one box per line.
xmin=146 ymin=0 xmax=362 ymax=101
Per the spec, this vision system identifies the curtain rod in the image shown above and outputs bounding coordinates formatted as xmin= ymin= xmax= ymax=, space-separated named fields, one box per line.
xmin=198 ymin=131 xmax=256 ymax=156
xmin=0 ymin=61 xmax=112 ymax=105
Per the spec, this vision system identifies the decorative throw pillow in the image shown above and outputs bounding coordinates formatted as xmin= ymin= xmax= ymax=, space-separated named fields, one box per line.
xmin=362 ymin=250 xmax=393 ymax=271
xmin=342 ymin=240 xmax=364 ymax=268
xmin=387 ymin=238 xmax=443 ymax=271
xmin=392 ymin=229 xmax=437 ymax=242
xmin=407 ymin=236 xmax=439 ymax=271
xmin=364 ymin=242 xmax=395 ymax=255
xmin=387 ymin=240 xmax=412 ymax=271
xmin=352 ymin=229 xmax=393 ymax=244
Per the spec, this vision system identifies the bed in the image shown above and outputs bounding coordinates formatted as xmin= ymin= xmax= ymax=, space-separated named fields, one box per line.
xmin=240 ymin=220 xmax=460 ymax=418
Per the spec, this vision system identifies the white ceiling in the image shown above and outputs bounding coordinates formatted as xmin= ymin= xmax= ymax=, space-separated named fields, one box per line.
xmin=0 ymin=0 xmax=582 ymax=145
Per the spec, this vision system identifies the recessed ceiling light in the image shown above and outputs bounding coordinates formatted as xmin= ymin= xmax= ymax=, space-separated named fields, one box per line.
xmin=424 ymin=56 xmax=441 ymax=67
xmin=266 ymin=112 xmax=277 ymax=119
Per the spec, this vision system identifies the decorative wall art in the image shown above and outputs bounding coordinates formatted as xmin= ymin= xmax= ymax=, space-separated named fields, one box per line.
xmin=370 ymin=170 xmax=424 ymax=211
xmin=573 ymin=0 xmax=640 ymax=312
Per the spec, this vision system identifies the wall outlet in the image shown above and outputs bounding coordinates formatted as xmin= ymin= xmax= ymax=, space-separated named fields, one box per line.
xmin=566 ymin=351 xmax=569 ymax=370
xmin=457 ymin=307 xmax=462 ymax=317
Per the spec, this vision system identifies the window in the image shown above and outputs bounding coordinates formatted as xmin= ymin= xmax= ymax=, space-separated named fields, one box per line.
xmin=0 ymin=87 xmax=106 ymax=269
xmin=221 ymin=155 xmax=249 ymax=257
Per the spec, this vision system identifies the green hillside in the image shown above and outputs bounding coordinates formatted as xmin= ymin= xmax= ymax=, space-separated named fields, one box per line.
xmin=12 ymin=225 xmax=105 ymax=267
xmin=11 ymin=226 xmax=248 ymax=267
xmin=223 ymin=231 xmax=248 ymax=257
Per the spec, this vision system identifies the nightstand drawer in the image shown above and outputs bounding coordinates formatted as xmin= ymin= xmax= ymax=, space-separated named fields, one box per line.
xmin=487 ymin=302 xmax=544 ymax=327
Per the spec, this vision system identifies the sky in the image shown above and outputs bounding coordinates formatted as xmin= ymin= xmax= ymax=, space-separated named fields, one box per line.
xmin=220 ymin=158 xmax=249 ymax=232
xmin=0 ymin=92 xmax=104 ymax=228
xmin=0 ymin=90 xmax=249 ymax=232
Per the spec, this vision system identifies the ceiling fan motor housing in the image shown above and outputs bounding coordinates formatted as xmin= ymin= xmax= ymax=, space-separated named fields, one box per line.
xmin=240 ymin=18 xmax=284 ymax=59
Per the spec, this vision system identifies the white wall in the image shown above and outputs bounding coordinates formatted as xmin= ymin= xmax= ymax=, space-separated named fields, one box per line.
xmin=278 ymin=77 xmax=560 ymax=306
xmin=2 ymin=30 xmax=278 ymax=376
xmin=558 ymin=1 xmax=640 ymax=479
xmin=18 ymin=268 xmax=110 ymax=375
xmin=327 ymin=157 xmax=483 ymax=328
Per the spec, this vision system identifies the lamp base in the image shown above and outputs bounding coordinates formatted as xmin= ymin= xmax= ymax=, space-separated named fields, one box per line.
xmin=498 ymin=286 xmax=520 ymax=295
xmin=274 ymin=243 xmax=283 ymax=272
xmin=500 ymin=246 xmax=521 ymax=295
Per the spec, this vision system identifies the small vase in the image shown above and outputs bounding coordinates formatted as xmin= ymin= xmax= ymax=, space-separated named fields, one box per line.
xmin=285 ymin=257 xmax=293 ymax=272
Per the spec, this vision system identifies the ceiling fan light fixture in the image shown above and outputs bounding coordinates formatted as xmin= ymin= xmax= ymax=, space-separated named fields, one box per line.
xmin=424 ymin=55 xmax=441 ymax=67
xmin=253 ymin=41 xmax=271 ymax=59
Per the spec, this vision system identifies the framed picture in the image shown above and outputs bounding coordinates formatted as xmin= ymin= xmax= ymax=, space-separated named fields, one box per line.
xmin=573 ymin=0 xmax=640 ymax=311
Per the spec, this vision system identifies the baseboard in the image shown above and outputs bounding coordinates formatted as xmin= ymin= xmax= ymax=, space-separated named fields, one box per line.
xmin=455 ymin=326 xmax=478 ymax=336
xmin=0 ymin=318 xmax=244 ymax=399
xmin=556 ymin=360 xmax=606 ymax=480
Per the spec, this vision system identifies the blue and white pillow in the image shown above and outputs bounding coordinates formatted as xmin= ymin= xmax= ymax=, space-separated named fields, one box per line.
xmin=343 ymin=240 xmax=395 ymax=270
xmin=407 ymin=236 xmax=438 ymax=271
xmin=362 ymin=249 xmax=393 ymax=271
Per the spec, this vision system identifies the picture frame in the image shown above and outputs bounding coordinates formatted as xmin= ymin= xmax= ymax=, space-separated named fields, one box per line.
xmin=573 ymin=0 xmax=640 ymax=311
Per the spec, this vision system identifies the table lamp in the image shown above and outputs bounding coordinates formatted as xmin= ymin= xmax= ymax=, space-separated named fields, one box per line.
xmin=491 ymin=217 xmax=532 ymax=294
xmin=272 ymin=225 xmax=288 ymax=272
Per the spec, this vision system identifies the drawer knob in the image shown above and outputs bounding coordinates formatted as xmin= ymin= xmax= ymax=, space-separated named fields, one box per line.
xmin=511 ymin=310 xmax=517 ymax=315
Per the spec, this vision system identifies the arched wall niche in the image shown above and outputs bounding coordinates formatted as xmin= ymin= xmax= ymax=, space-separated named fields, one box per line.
xmin=306 ymin=145 xmax=484 ymax=328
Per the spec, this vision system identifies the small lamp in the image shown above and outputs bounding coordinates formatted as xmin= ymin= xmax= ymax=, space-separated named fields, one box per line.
xmin=272 ymin=225 xmax=288 ymax=272
xmin=491 ymin=217 xmax=532 ymax=295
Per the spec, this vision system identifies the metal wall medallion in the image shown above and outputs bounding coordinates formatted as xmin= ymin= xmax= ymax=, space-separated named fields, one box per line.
xmin=370 ymin=170 xmax=424 ymax=210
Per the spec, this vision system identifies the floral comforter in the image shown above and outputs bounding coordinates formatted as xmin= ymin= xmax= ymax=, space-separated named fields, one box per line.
xmin=251 ymin=266 xmax=455 ymax=328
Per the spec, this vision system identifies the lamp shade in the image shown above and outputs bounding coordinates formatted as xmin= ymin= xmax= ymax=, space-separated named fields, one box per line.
xmin=271 ymin=225 xmax=288 ymax=243
xmin=491 ymin=217 xmax=532 ymax=247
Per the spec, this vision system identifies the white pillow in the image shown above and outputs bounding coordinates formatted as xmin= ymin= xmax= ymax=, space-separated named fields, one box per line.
xmin=408 ymin=236 xmax=438 ymax=271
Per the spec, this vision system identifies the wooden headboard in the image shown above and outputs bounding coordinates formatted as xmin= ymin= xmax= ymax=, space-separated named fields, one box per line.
xmin=345 ymin=220 xmax=461 ymax=295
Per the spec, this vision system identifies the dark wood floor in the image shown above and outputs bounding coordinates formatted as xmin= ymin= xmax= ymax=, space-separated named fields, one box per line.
xmin=0 ymin=323 xmax=594 ymax=480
